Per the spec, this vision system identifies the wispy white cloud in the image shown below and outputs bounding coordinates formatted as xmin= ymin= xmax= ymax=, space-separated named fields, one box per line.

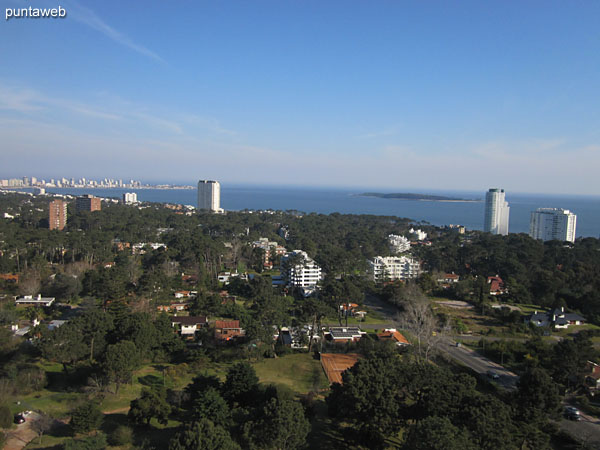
xmin=0 ymin=86 xmax=44 ymax=112
xmin=132 ymin=112 xmax=183 ymax=134
xmin=356 ymin=126 xmax=400 ymax=139
xmin=0 ymin=83 xmax=123 ymax=120
xmin=0 ymin=83 xmax=235 ymax=139
xmin=63 ymin=0 xmax=164 ymax=63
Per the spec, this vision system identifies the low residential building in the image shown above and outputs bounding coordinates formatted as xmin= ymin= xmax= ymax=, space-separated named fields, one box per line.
xmin=171 ymin=316 xmax=207 ymax=336
xmin=324 ymin=327 xmax=366 ymax=343
xmin=157 ymin=303 xmax=190 ymax=313
xmin=0 ymin=273 xmax=19 ymax=283
xmin=369 ymin=256 xmax=420 ymax=282
xmin=15 ymin=294 xmax=55 ymax=307
xmin=377 ymin=328 xmax=410 ymax=347
xmin=252 ymin=238 xmax=287 ymax=269
xmin=281 ymin=250 xmax=322 ymax=288
xmin=585 ymin=361 xmax=600 ymax=392
xmin=215 ymin=320 xmax=245 ymax=341
xmin=217 ymin=271 xmax=247 ymax=284
xmin=132 ymin=243 xmax=166 ymax=254
xmin=279 ymin=326 xmax=315 ymax=349
xmin=525 ymin=307 xmax=585 ymax=329
xmin=487 ymin=276 xmax=506 ymax=295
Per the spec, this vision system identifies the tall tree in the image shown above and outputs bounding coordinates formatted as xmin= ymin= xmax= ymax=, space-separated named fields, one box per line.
xmin=169 ymin=419 xmax=240 ymax=450
xmin=104 ymin=340 xmax=141 ymax=394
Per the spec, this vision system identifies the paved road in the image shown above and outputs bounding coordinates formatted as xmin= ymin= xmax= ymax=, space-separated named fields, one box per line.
xmin=444 ymin=340 xmax=519 ymax=389
xmin=3 ymin=412 xmax=40 ymax=450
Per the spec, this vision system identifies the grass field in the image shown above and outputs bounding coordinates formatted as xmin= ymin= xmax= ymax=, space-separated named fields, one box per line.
xmin=252 ymin=353 xmax=330 ymax=394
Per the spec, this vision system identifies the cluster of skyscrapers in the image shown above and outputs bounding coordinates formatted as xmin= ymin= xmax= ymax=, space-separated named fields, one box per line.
xmin=1 ymin=176 xmax=142 ymax=189
xmin=484 ymin=188 xmax=577 ymax=243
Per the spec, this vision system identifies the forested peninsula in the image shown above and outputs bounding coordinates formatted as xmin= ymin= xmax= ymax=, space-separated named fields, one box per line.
xmin=360 ymin=192 xmax=479 ymax=201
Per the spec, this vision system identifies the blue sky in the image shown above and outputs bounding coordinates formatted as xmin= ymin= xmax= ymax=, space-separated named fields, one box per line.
xmin=1 ymin=0 xmax=599 ymax=194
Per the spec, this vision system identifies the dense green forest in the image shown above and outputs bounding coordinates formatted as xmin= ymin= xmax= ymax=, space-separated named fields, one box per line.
xmin=1 ymin=191 xmax=600 ymax=449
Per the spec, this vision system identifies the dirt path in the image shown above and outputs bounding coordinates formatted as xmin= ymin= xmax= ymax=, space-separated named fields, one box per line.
xmin=102 ymin=407 xmax=130 ymax=415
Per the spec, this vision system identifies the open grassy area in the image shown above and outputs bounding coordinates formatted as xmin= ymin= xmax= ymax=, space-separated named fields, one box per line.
xmin=324 ymin=306 xmax=391 ymax=326
xmin=252 ymin=352 xmax=329 ymax=394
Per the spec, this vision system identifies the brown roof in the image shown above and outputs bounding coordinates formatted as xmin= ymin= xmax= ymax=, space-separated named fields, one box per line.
xmin=171 ymin=316 xmax=207 ymax=326
xmin=215 ymin=320 xmax=241 ymax=329
xmin=377 ymin=330 xmax=410 ymax=345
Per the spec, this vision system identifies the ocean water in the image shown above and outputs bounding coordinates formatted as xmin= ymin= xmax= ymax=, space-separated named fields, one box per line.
xmin=41 ymin=185 xmax=600 ymax=238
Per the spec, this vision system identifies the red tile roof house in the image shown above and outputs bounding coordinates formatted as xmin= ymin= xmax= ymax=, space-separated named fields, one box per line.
xmin=171 ymin=316 xmax=207 ymax=337
xmin=377 ymin=328 xmax=410 ymax=347
xmin=437 ymin=273 xmax=460 ymax=283
xmin=487 ymin=276 xmax=507 ymax=295
xmin=215 ymin=320 xmax=245 ymax=342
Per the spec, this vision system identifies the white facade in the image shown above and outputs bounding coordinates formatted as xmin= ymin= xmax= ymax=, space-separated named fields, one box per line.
xmin=197 ymin=180 xmax=221 ymax=212
xmin=281 ymin=250 xmax=322 ymax=288
xmin=369 ymin=256 xmax=420 ymax=281
xmin=409 ymin=228 xmax=428 ymax=241
xmin=484 ymin=188 xmax=510 ymax=235
xmin=529 ymin=208 xmax=576 ymax=243
xmin=123 ymin=192 xmax=137 ymax=204
xmin=388 ymin=234 xmax=411 ymax=253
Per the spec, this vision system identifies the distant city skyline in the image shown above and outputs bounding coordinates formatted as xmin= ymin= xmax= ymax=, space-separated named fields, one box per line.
xmin=2 ymin=2 xmax=600 ymax=195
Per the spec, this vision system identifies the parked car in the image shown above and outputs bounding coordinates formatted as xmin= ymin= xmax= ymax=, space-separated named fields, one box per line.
xmin=14 ymin=413 xmax=26 ymax=424
xmin=564 ymin=406 xmax=581 ymax=421
xmin=487 ymin=370 xmax=500 ymax=380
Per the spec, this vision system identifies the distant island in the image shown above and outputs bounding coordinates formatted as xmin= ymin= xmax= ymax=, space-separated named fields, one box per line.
xmin=359 ymin=192 xmax=480 ymax=202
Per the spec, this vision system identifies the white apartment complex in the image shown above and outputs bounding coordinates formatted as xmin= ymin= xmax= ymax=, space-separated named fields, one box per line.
xmin=369 ymin=256 xmax=421 ymax=282
xmin=388 ymin=234 xmax=411 ymax=253
xmin=484 ymin=188 xmax=510 ymax=235
xmin=197 ymin=180 xmax=222 ymax=212
xmin=529 ymin=208 xmax=576 ymax=243
xmin=281 ymin=250 xmax=322 ymax=288
xmin=123 ymin=192 xmax=138 ymax=204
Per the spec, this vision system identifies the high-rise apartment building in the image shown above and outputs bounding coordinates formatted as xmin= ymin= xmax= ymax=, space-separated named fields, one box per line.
xmin=197 ymin=180 xmax=221 ymax=212
xmin=529 ymin=208 xmax=576 ymax=243
xmin=49 ymin=200 xmax=67 ymax=230
xmin=76 ymin=194 xmax=101 ymax=212
xmin=484 ymin=188 xmax=510 ymax=235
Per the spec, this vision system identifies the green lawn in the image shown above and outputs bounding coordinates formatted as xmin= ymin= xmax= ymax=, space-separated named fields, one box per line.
xmin=252 ymin=353 xmax=329 ymax=394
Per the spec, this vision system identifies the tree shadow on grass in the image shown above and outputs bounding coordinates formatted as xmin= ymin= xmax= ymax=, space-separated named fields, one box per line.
xmin=47 ymin=420 xmax=72 ymax=438
xmin=138 ymin=374 xmax=164 ymax=388
xmin=131 ymin=423 xmax=179 ymax=449
xmin=100 ymin=412 xmax=128 ymax=435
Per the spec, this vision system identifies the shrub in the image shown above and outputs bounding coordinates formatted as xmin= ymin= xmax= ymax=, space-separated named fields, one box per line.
xmin=0 ymin=404 xmax=12 ymax=428
xmin=108 ymin=425 xmax=133 ymax=446
xmin=63 ymin=432 xmax=107 ymax=450
xmin=70 ymin=402 xmax=103 ymax=434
